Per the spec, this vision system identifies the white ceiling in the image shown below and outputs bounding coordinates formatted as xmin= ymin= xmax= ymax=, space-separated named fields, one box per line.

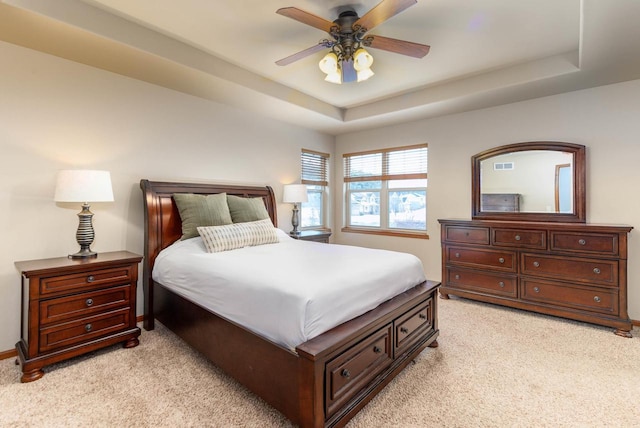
xmin=2 ymin=0 xmax=640 ymax=135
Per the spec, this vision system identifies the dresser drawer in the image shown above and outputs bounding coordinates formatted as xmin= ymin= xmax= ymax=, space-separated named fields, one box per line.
xmin=325 ymin=324 xmax=393 ymax=418
xmin=550 ymin=232 xmax=619 ymax=256
xmin=443 ymin=225 xmax=490 ymax=245
xmin=394 ymin=299 xmax=434 ymax=357
xmin=39 ymin=266 xmax=134 ymax=297
xmin=493 ymin=228 xmax=546 ymax=250
xmin=446 ymin=246 xmax=516 ymax=271
xmin=39 ymin=308 xmax=131 ymax=353
xmin=521 ymin=279 xmax=617 ymax=315
xmin=446 ymin=267 xmax=517 ymax=297
xmin=40 ymin=285 xmax=131 ymax=326
xmin=521 ymin=253 xmax=618 ymax=286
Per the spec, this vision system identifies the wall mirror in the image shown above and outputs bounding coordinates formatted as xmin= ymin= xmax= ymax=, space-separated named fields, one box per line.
xmin=472 ymin=141 xmax=586 ymax=223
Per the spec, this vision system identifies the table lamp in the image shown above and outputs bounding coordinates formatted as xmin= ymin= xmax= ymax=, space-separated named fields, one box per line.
xmin=282 ymin=184 xmax=308 ymax=235
xmin=54 ymin=170 xmax=114 ymax=258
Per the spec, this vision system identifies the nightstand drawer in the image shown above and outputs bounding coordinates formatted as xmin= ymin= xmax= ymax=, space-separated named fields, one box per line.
xmin=40 ymin=285 xmax=131 ymax=325
xmin=39 ymin=308 xmax=131 ymax=353
xmin=39 ymin=266 xmax=134 ymax=296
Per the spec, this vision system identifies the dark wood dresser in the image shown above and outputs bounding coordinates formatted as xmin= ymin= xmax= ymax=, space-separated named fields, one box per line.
xmin=439 ymin=219 xmax=633 ymax=336
xmin=15 ymin=251 xmax=142 ymax=382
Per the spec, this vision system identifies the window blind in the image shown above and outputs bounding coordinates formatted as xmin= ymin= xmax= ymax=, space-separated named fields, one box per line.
xmin=343 ymin=144 xmax=428 ymax=182
xmin=301 ymin=149 xmax=330 ymax=186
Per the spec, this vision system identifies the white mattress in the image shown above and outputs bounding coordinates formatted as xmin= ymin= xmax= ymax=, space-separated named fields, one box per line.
xmin=152 ymin=229 xmax=426 ymax=350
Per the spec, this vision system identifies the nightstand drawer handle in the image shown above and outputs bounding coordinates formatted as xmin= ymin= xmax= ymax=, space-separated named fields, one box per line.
xmin=373 ymin=346 xmax=382 ymax=354
xmin=533 ymin=287 xmax=540 ymax=293
xmin=498 ymin=281 xmax=505 ymax=288
xmin=87 ymin=275 xmax=95 ymax=283
xmin=400 ymin=327 xmax=409 ymax=334
xmin=419 ymin=313 xmax=427 ymax=320
xmin=84 ymin=323 xmax=92 ymax=332
xmin=579 ymin=239 xmax=586 ymax=245
xmin=498 ymin=257 xmax=505 ymax=264
xmin=594 ymin=296 xmax=601 ymax=303
xmin=593 ymin=268 xmax=601 ymax=274
xmin=533 ymin=261 xmax=540 ymax=267
xmin=341 ymin=369 xmax=351 ymax=379
xmin=85 ymin=298 xmax=93 ymax=307
xmin=515 ymin=235 xmax=521 ymax=241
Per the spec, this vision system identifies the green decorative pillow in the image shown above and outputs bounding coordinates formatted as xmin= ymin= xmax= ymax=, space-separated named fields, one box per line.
xmin=173 ymin=193 xmax=233 ymax=240
xmin=227 ymin=195 xmax=270 ymax=223
xmin=197 ymin=218 xmax=278 ymax=253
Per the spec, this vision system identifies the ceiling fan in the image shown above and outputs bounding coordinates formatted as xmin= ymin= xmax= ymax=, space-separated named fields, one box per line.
xmin=275 ymin=0 xmax=430 ymax=84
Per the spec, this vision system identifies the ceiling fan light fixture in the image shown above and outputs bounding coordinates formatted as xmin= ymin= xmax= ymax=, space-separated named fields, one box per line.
xmin=353 ymin=48 xmax=374 ymax=71
xmin=324 ymin=71 xmax=342 ymax=84
xmin=356 ymin=67 xmax=375 ymax=82
xmin=319 ymin=52 xmax=339 ymax=74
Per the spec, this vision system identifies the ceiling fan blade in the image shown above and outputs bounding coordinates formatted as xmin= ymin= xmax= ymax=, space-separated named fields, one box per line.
xmin=354 ymin=0 xmax=417 ymax=31
xmin=276 ymin=7 xmax=335 ymax=33
xmin=276 ymin=43 xmax=327 ymax=66
xmin=367 ymin=35 xmax=430 ymax=58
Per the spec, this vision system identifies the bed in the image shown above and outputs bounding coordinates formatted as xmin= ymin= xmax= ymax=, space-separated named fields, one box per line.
xmin=140 ymin=179 xmax=440 ymax=428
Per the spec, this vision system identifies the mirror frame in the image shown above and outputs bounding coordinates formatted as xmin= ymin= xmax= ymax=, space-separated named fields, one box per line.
xmin=472 ymin=141 xmax=586 ymax=223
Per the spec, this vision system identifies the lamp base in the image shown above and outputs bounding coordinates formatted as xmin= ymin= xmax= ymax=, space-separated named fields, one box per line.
xmin=68 ymin=249 xmax=98 ymax=259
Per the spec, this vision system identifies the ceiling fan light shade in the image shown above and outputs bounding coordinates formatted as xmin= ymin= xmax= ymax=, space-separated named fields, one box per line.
xmin=353 ymin=48 xmax=374 ymax=71
xmin=356 ymin=67 xmax=375 ymax=82
xmin=319 ymin=52 xmax=339 ymax=74
xmin=324 ymin=71 xmax=342 ymax=84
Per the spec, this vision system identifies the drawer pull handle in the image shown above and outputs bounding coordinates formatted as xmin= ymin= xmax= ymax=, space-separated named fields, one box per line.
xmin=87 ymin=275 xmax=95 ymax=283
xmin=373 ymin=346 xmax=382 ymax=354
xmin=515 ymin=235 xmax=521 ymax=241
xmin=533 ymin=261 xmax=540 ymax=268
xmin=454 ymin=274 xmax=460 ymax=280
xmin=85 ymin=298 xmax=93 ymax=307
xmin=498 ymin=257 xmax=505 ymax=264
xmin=498 ymin=281 xmax=505 ymax=288
xmin=594 ymin=296 xmax=601 ymax=303
xmin=400 ymin=327 xmax=409 ymax=334
xmin=419 ymin=313 xmax=427 ymax=320
xmin=341 ymin=369 xmax=351 ymax=379
xmin=593 ymin=268 xmax=601 ymax=274
xmin=85 ymin=323 xmax=92 ymax=332
xmin=455 ymin=252 xmax=460 ymax=258
xmin=533 ymin=287 xmax=540 ymax=293
xmin=579 ymin=239 xmax=586 ymax=245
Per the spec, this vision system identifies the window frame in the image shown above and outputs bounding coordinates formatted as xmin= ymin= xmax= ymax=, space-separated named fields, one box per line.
xmin=300 ymin=149 xmax=330 ymax=231
xmin=342 ymin=144 xmax=428 ymax=239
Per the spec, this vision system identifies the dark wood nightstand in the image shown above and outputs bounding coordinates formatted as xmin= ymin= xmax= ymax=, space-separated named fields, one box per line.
xmin=15 ymin=251 xmax=142 ymax=382
xmin=290 ymin=230 xmax=332 ymax=243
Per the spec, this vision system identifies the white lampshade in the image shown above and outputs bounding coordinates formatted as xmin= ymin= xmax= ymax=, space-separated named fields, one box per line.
xmin=357 ymin=67 xmax=375 ymax=82
xmin=54 ymin=170 xmax=114 ymax=203
xmin=319 ymin=52 xmax=339 ymax=74
xmin=353 ymin=48 xmax=373 ymax=71
xmin=282 ymin=184 xmax=309 ymax=203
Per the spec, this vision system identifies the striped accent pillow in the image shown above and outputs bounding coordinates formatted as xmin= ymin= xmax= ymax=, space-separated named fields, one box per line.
xmin=197 ymin=218 xmax=278 ymax=253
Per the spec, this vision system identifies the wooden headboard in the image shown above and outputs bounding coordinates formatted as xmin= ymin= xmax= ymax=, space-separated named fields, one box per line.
xmin=139 ymin=179 xmax=277 ymax=329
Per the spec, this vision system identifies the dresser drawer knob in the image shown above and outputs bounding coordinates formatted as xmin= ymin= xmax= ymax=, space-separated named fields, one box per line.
xmin=373 ymin=346 xmax=382 ymax=354
xmin=579 ymin=239 xmax=586 ymax=245
xmin=84 ymin=323 xmax=92 ymax=332
xmin=515 ymin=235 xmax=521 ymax=241
xmin=454 ymin=274 xmax=460 ymax=280
xmin=498 ymin=257 xmax=505 ymax=264
xmin=533 ymin=287 xmax=540 ymax=293
xmin=87 ymin=275 xmax=95 ymax=283
xmin=533 ymin=261 xmax=540 ymax=268
xmin=85 ymin=298 xmax=93 ymax=307
xmin=400 ymin=327 xmax=409 ymax=334
xmin=341 ymin=369 xmax=351 ymax=379
xmin=593 ymin=267 xmax=601 ymax=274
xmin=455 ymin=252 xmax=460 ymax=258
xmin=498 ymin=281 xmax=505 ymax=288
xmin=594 ymin=296 xmax=601 ymax=303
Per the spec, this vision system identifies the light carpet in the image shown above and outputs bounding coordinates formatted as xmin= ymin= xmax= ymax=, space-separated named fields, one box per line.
xmin=1 ymin=297 xmax=639 ymax=427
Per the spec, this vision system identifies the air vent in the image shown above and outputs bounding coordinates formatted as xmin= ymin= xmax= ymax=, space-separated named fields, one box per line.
xmin=494 ymin=162 xmax=514 ymax=171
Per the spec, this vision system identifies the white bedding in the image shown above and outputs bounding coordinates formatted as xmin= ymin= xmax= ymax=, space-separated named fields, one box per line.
xmin=152 ymin=229 xmax=426 ymax=350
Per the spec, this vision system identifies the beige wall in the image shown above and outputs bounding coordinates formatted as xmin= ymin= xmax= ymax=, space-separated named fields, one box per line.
xmin=334 ymin=78 xmax=640 ymax=322
xmin=0 ymin=41 xmax=334 ymax=352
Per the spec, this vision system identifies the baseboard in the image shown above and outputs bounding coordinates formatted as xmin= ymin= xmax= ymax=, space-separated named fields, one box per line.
xmin=0 ymin=348 xmax=17 ymax=361
xmin=633 ymin=319 xmax=640 ymax=327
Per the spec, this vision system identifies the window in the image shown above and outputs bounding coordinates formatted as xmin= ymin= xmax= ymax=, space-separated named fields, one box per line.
xmin=300 ymin=149 xmax=330 ymax=229
xmin=343 ymin=144 xmax=428 ymax=237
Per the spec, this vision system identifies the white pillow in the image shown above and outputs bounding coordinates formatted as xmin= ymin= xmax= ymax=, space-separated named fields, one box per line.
xmin=197 ymin=218 xmax=278 ymax=253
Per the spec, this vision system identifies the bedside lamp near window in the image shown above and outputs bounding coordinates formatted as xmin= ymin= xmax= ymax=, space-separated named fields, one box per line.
xmin=282 ymin=184 xmax=308 ymax=235
xmin=54 ymin=170 xmax=114 ymax=259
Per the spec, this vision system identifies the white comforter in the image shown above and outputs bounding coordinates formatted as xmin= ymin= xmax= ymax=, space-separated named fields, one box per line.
xmin=153 ymin=229 xmax=426 ymax=350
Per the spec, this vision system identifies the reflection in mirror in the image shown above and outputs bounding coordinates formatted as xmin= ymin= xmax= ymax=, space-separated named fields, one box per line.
xmin=472 ymin=142 xmax=586 ymax=223
xmin=480 ymin=150 xmax=574 ymax=213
